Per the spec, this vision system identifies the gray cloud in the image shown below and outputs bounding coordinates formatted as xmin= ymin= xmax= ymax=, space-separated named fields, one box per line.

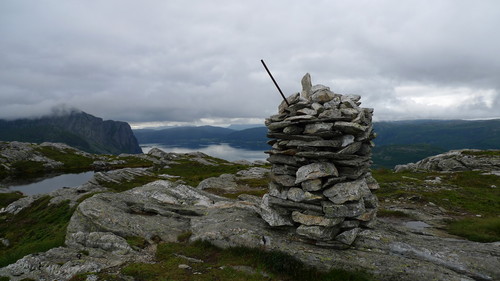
xmin=1 ymin=0 xmax=499 ymax=125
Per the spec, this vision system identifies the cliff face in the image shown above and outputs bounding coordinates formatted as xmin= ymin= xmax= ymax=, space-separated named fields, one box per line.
xmin=0 ymin=111 xmax=142 ymax=155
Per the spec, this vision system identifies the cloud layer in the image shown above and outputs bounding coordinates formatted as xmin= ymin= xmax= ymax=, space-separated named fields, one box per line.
xmin=1 ymin=0 xmax=499 ymax=126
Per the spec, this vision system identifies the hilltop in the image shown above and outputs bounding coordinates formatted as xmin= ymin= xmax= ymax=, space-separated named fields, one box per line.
xmin=0 ymin=142 xmax=498 ymax=281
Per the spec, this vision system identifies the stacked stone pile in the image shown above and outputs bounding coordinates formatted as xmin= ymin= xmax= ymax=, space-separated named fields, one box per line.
xmin=260 ymin=73 xmax=379 ymax=246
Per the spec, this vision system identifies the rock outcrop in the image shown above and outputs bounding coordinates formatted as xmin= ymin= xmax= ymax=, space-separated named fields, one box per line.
xmin=1 ymin=146 xmax=499 ymax=281
xmin=394 ymin=149 xmax=500 ymax=172
xmin=0 ymin=111 xmax=142 ymax=155
xmin=261 ymin=74 xmax=378 ymax=246
xmin=1 ymin=179 xmax=498 ymax=281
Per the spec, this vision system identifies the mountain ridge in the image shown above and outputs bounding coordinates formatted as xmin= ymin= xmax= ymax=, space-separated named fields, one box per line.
xmin=0 ymin=111 xmax=142 ymax=155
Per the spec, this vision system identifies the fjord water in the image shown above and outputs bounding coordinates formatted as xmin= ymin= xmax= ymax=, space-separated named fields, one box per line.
xmin=140 ymin=143 xmax=267 ymax=162
xmin=5 ymin=171 xmax=94 ymax=195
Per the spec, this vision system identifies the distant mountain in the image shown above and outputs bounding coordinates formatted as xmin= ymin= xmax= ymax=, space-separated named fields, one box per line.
xmin=225 ymin=127 xmax=268 ymax=149
xmin=374 ymin=119 xmax=500 ymax=149
xmin=133 ymin=119 xmax=500 ymax=168
xmin=0 ymin=111 xmax=142 ymax=155
xmin=134 ymin=126 xmax=235 ymax=148
xmin=226 ymin=124 xmax=264 ymax=130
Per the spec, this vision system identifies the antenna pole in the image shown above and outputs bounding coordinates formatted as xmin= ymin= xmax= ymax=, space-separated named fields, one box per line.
xmin=261 ymin=59 xmax=290 ymax=106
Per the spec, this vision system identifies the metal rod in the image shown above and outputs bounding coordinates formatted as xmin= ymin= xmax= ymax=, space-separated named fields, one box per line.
xmin=261 ymin=59 xmax=290 ymax=106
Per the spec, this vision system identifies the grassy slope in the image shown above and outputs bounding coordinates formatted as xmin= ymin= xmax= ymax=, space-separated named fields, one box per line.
xmin=372 ymin=169 xmax=500 ymax=242
xmin=0 ymin=196 xmax=74 ymax=267
xmin=117 ymin=239 xmax=373 ymax=281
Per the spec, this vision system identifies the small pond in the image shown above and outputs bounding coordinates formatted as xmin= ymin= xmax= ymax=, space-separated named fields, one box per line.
xmin=2 ymin=171 xmax=95 ymax=196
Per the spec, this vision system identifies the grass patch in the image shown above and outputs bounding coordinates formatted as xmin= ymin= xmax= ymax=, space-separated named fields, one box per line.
xmin=0 ymin=196 xmax=74 ymax=267
xmin=372 ymin=169 xmax=500 ymax=242
xmin=461 ymin=150 xmax=500 ymax=157
xmin=98 ymin=175 xmax=159 ymax=193
xmin=0 ymin=192 xmax=25 ymax=208
xmin=36 ymin=146 xmax=94 ymax=171
xmin=177 ymin=231 xmax=193 ymax=243
xmin=236 ymin=177 xmax=270 ymax=188
xmin=447 ymin=216 xmax=500 ymax=242
xmin=69 ymin=273 xmax=126 ymax=281
xmin=126 ymin=236 xmax=149 ymax=250
xmin=10 ymin=160 xmax=46 ymax=175
xmin=377 ymin=209 xmax=414 ymax=219
xmin=161 ymin=160 xmax=248 ymax=186
xmin=372 ymin=169 xmax=500 ymax=216
xmin=0 ymin=276 xmax=10 ymax=281
xmin=121 ymin=240 xmax=374 ymax=281
xmin=110 ymin=155 xmax=155 ymax=169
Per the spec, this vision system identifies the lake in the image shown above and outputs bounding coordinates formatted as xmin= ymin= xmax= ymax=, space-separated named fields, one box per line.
xmin=140 ymin=143 xmax=268 ymax=162
xmin=3 ymin=171 xmax=95 ymax=196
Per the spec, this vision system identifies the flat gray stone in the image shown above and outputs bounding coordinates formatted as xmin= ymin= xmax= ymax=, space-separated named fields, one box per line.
xmin=301 ymin=179 xmax=323 ymax=191
xmin=292 ymin=211 xmax=344 ymax=227
xmin=303 ymin=123 xmax=334 ymax=135
xmin=268 ymin=182 xmax=288 ymax=199
xmin=279 ymin=93 xmax=300 ymax=113
xmin=283 ymin=125 xmax=304 ymax=135
xmin=322 ymin=200 xmax=365 ymax=218
xmin=271 ymin=174 xmax=296 ymax=187
xmin=295 ymin=162 xmax=338 ymax=184
xmin=323 ymin=179 xmax=367 ymax=204
xmin=296 ymin=225 xmax=340 ymax=241
xmin=335 ymin=227 xmax=360 ymax=245
xmin=287 ymin=187 xmax=323 ymax=202
xmin=334 ymin=121 xmax=367 ymax=135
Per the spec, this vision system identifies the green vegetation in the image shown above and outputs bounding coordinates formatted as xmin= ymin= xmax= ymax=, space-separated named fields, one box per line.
xmin=457 ymin=150 xmax=500 ymax=157
xmin=161 ymin=159 xmax=248 ymax=186
xmin=177 ymin=231 xmax=193 ymax=243
xmin=0 ymin=196 xmax=74 ymax=267
xmin=372 ymin=169 xmax=500 ymax=242
xmin=447 ymin=217 xmax=500 ymax=243
xmin=10 ymin=160 xmax=46 ymax=175
xmin=36 ymin=146 xmax=94 ymax=171
xmin=69 ymin=272 xmax=126 ymax=281
xmin=126 ymin=236 xmax=149 ymax=250
xmin=0 ymin=276 xmax=10 ymax=281
xmin=372 ymin=144 xmax=445 ymax=169
xmin=121 ymin=240 xmax=373 ymax=281
xmin=0 ymin=192 xmax=24 ymax=208
xmin=377 ymin=209 xmax=414 ymax=219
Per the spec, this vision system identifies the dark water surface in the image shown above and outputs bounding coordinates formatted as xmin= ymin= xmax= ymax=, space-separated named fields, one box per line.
xmin=4 ymin=171 xmax=94 ymax=195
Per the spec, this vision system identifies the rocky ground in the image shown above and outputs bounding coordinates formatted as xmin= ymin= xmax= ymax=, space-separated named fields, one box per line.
xmin=0 ymin=143 xmax=499 ymax=281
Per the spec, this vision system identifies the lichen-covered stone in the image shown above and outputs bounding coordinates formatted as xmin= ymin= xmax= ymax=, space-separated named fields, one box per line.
xmin=295 ymin=162 xmax=338 ymax=184
xmin=323 ymin=179 xmax=367 ymax=204
xmin=292 ymin=211 xmax=344 ymax=227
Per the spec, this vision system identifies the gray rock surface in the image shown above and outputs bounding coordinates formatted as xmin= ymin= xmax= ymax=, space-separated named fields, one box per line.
xmin=1 ymin=178 xmax=498 ymax=281
xmin=394 ymin=149 xmax=500 ymax=172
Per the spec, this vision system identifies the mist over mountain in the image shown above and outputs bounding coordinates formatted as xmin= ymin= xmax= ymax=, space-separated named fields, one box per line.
xmin=0 ymin=111 xmax=142 ymax=155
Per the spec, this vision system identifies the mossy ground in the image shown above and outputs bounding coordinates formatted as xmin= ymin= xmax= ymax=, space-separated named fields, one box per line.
xmin=119 ymin=240 xmax=374 ymax=281
xmin=160 ymin=158 xmax=249 ymax=187
xmin=0 ymin=196 xmax=74 ymax=267
xmin=0 ymin=192 xmax=24 ymax=209
xmin=372 ymin=168 xmax=500 ymax=242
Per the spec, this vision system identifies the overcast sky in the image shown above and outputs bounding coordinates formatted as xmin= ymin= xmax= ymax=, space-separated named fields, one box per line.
xmin=1 ymin=0 xmax=499 ymax=128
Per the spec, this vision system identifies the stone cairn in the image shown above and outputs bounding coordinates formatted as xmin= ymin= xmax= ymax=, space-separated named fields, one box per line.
xmin=260 ymin=73 xmax=379 ymax=247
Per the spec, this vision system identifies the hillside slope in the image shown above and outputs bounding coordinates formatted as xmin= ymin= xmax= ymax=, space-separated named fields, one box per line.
xmin=0 ymin=111 xmax=142 ymax=155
